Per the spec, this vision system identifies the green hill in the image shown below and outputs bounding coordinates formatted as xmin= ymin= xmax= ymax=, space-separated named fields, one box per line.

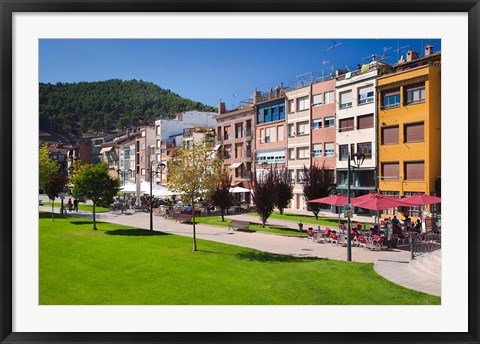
xmin=39 ymin=79 xmax=216 ymax=142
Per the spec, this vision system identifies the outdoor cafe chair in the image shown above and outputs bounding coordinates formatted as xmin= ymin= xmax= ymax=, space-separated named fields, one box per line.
xmin=371 ymin=235 xmax=385 ymax=251
xmin=307 ymin=228 xmax=315 ymax=243
xmin=356 ymin=235 xmax=369 ymax=250
xmin=330 ymin=232 xmax=341 ymax=246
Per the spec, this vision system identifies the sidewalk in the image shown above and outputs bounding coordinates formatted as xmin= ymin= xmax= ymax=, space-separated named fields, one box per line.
xmin=39 ymin=205 xmax=441 ymax=296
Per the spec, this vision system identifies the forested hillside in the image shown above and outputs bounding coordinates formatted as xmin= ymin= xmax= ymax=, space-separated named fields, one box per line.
xmin=39 ymin=79 xmax=216 ymax=142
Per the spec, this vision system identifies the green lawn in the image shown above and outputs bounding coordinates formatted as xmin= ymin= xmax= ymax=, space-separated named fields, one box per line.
xmin=42 ymin=201 xmax=109 ymax=213
xmin=39 ymin=212 xmax=440 ymax=305
xmin=248 ymin=211 xmax=358 ymax=228
xmin=192 ymin=216 xmax=307 ymax=236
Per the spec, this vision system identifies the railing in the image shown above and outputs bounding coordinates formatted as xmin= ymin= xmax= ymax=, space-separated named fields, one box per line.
xmin=410 ymin=228 xmax=441 ymax=260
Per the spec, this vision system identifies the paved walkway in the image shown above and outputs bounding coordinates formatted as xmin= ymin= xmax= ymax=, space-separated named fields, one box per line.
xmin=39 ymin=204 xmax=441 ymax=296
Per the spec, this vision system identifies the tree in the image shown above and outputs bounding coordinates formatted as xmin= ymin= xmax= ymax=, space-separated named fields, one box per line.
xmin=208 ymin=170 xmax=234 ymax=222
xmin=251 ymin=167 xmax=276 ymax=227
xmin=167 ymin=138 xmax=223 ymax=251
xmin=71 ymin=163 xmax=119 ymax=230
xmin=39 ymin=144 xmax=60 ymax=189
xmin=273 ymin=166 xmax=294 ymax=215
xmin=302 ymin=163 xmax=335 ymax=220
xmin=44 ymin=171 xmax=68 ymax=221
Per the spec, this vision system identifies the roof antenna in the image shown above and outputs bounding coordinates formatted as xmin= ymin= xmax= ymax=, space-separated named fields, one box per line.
xmin=327 ymin=40 xmax=342 ymax=73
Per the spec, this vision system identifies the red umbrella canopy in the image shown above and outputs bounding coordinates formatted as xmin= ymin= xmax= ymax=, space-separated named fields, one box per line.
xmin=307 ymin=195 xmax=348 ymax=206
xmin=351 ymin=193 xmax=413 ymax=211
xmin=401 ymin=194 xmax=441 ymax=205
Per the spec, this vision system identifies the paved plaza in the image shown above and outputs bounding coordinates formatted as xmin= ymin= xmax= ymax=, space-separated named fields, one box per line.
xmin=39 ymin=199 xmax=441 ymax=297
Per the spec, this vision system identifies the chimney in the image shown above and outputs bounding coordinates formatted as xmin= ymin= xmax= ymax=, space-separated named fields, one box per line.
xmin=218 ymin=101 xmax=226 ymax=115
xmin=424 ymin=44 xmax=433 ymax=56
xmin=252 ymin=90 xmax=262 ymax=104
xmin=406 ymin=50 xmax=419 ymax=62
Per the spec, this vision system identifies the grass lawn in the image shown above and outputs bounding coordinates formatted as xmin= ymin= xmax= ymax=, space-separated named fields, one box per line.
xmin=43 ymin=201 xmax=109 ymax=213
xmin=193 ymin=216 xmax=307 ymax=236
xmin=39 ymin=212 xmax=440 ymax=305
xmin=248 ymin=211 xmax=354 ymax=228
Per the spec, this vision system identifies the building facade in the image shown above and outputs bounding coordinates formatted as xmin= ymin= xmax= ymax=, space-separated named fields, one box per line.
xmin=215 ymin=101 xmax=254 ymax=191
xmin=377 ymin=47 xmax=441 ymax=217
xmin=285 ymin=85 xmax=311 ymax=210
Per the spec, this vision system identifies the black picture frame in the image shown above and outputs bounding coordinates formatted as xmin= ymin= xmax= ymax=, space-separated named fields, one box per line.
xmin=1 ymin=1 xmax=479 ymax=343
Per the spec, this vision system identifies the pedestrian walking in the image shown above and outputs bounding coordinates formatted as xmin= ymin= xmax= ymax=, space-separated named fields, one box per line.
xmin=67 ymin=198 xmax=73 ymax=212
xmin=73 ymin=199 xmax=79 ymax=212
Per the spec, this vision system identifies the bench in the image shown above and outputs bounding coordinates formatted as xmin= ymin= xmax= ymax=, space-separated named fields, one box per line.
xmin=228 ymin=220 xmax=250 ymax=231
xmin=175 ymin=214 xmax=193 ymax=223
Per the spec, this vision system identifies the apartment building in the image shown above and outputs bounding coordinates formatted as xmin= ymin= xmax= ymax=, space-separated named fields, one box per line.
xmin=285 ymin=85 xmax=311 ymax=210
xmin=335 ymin=61 xmax=389 ymax=207
xmin=98 ymin=142 xmax=119 ymax=179
xmin=377 ymin=46 xmax=441 ymax=217
xmin=116 ymin=131 xmax=141 ymax=185
xmin=67 ymin=140 xmax=92 ymax=173
xmin=46 ymin=143 xmax=69 ymax=175
xmin=254 ymin=87 xmax=287 ymax=179
xmin=135 ymin=126 xmax=156 ymax=182
xmin=215 ymin=101 xmax=254 ymax=191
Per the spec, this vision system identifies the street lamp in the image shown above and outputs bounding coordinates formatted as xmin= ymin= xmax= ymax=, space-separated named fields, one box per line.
xmin=149 ymin=161 xmax=166 ymax=231
xmin=346 ymin=150 xmax=365 ymax=261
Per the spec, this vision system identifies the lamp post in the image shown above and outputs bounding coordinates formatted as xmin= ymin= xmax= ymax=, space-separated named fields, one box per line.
xmin=149 ymin=161 xmax=166 ymax=231
xmin=346 ymin=150 xmax=365 ymax=261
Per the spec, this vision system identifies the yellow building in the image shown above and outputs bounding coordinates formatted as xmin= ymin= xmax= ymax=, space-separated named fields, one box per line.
xmin=377 ymin=48 xmax=441 ymax=218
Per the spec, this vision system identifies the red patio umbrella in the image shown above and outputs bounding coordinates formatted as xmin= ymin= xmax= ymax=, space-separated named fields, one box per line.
xmin=351 ymin=193 xmax=414 ymax=229
xmin=307 ymin=195 xmax=348 ymax=230
xmin=401 ymin=194 xmax=441 ymax=205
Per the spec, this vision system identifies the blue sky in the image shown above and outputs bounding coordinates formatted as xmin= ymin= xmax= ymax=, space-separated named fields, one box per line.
xmin=39 ymin=39 xmax=441 ymax=108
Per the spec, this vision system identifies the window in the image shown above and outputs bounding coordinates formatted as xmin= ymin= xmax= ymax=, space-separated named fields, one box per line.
xmin=272 ymin=106 xmax=280 ymax=121
xmin=339 ymin=117 xmax=354 ymax=132
xmin=297 ymin=170 xmax=306 ymax=183
xmin=288 ymin=99 xmax=295 ymax=113
xmin=339 ymin=91 xmax=352 ymax=109
xmin=141 ymin=168 xmax=146 ymax=176
xmin=405 ymin=83 xmax=426 ymax=105
xmin=404 ymin=161 xmax=425 ymax=181
xmin=161 ymin=148 xmax=166 ymax=154
xmin=288 ymin=170 xmax=295 ymax=182
xmin=357 ymin=142 xmax=372 ymax=159
xmin=312 ymin=119 xmax=322 ymax=129
xmin=404 ymin=122 xmax=424 ymax=143
xmin=312 ymin=94 xmax=322 ymax=106
xmin=277 ymin=125 xmax=284 ymax=141
xmin=141 ymin=131 xmax=146 ymax=137
xmin=383 ymin=88 xmax=400 ymax=108
xmin=339 ymin=145 xmax=349 ymax=161
xmin=224 ymin=126 xmax=231 ymax=140
xmin=324 ymin=142 xmax=334 ymax=157
xmin=141 ymin=156 xmax=145 ymax=163
xmin=265 ymin=127 xmax=272 ymax=143
xmin=288 ymin=123 xmax=295 ymax=137
xmin=259 ymin=128 xmax=264 ymax=143
xmin=358 ymin=85 xmax=374 ymax=104
xmin=156 ymin=140 xmax=161 ymax=148
xmin=288 ymin=148 xmax=295 ymax=160
xmin=324 ymin=91 xmax=334 ymax=104
xmin=156 ymin=154 xmax=161 ymax=162
xmin=324 ymin=117 xmax=335 ymax=128
xmin=297 ymin=147 xmax=309 ymax=159
xmin=357 ymin=114 xmax=374 ymax=129
xmin=381 ymin=126 xmax=399 ymax=145
xmin=296 ymin=121 xmax=309 ymax=136
xmin=279 ymin=106 xmax=285 ymax=120
xmin=264 ymin=108 xmax=271 ymax=123
xmin=257 ymin=109 xmax=265 ymax=124
xmin=235 ymin=123 xmax=243 ymax=138
xmin=141 ymin=143 xmax=145 ymax=150
xmin=224 ymin=146 xmax=232 ymax=159
xmin=312 ymin=144 xmax=322 ymax=157
xmin=297 ymin=96 xmax=309 ymax=111
xmin=382 ymin=162 xmax=399 ymax=180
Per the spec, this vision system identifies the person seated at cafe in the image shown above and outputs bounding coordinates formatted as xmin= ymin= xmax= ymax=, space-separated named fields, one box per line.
xmin=186 ymin=204 xmax=193 ymax=212
xmin=391 ymin=216 xmax=400 ymax=225
xmin=414 ymin=219 xmax=422 ymax=232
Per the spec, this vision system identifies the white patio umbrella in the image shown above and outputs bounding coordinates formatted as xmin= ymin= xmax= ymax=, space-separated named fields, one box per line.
xmin=120 ymin=181 xmax=162 ymax=194
xmin=152 ymin=186 xmax=175 ymax=197
xmin=229 ymin=186 xmax=251 ymax=193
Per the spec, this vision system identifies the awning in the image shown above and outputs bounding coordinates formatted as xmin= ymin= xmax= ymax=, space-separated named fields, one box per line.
xmin=229 ymin=162 xmax=242 ymax=169
xmin=214 ymin=144 xmax=221 ymax=151
xmin=99 ymin=147 xmax=113 ymax=154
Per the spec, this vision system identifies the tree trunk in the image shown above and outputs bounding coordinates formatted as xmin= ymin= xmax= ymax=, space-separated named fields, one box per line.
xmin=220 ymin=209 xmax=225 ymax=222
xmin=191 ymin=198 xmax=197 ymax=251
xmin=279 ymin=207 xmax=284 ymax=215
xmin=52 ymin=202 xmax=54 ymax=222
xmin=92 ymin=202 xmax=97 ymax=230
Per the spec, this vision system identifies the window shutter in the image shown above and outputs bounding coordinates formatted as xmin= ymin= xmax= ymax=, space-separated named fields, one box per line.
xmin=382 ymin=126 xmax=399 ymax=145
xmin=382 ymin=163 xmax=399 ymax=179
xmin=339 ymin=118 xmax=354 ymax=132
xmin=312 ymin=94 xmax=322 ymax=105
xmin=358 ymin=114 xmax=374 ymax=129
xmin=405 ymin=122 xmax=424 ymax=142
xmin=405 ymin=162 xmax=424 ymax=180
xmin=340 ymin=91 xmax=352 ymax=104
